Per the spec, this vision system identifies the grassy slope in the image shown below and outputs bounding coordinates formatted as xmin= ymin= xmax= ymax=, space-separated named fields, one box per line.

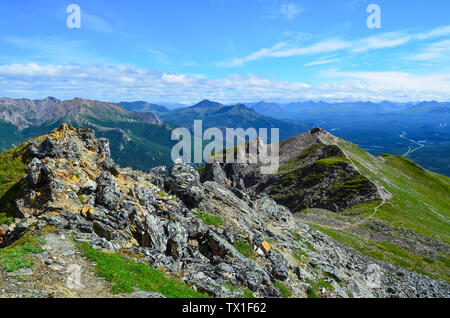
xmin=78 ymin=243 xmax=208 ymax=298
xmin=0 ymin=142 xmax=31 ymax=222
xmin=309 ymin=139 xmax=450 ymax=281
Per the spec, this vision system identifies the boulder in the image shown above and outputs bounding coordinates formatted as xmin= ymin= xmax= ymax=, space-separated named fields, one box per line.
xmin=165 ymin=163 xmax=205 ymax=207
xmin=200 ymin=162 xmax=225 ymax=185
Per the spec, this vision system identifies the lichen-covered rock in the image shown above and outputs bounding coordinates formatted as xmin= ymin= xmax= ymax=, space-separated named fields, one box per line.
xmin=147 ymin=166 xmax=167 ymax=188
xmin=27 ymin=158 xmax=44 ymax=186
xmin=267 ymin=252 xmax=289 ymax=281
xmin=165 ymin=163 xmax=205 ymax=207
xmin=200 ymin=162 xmax=225 ymax=185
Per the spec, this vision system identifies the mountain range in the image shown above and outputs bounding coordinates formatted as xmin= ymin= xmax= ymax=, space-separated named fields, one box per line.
xmin=121 ymin=99 xmax=311 ymax=142
xmin=0 ymin=97 xmax=312 ymax=171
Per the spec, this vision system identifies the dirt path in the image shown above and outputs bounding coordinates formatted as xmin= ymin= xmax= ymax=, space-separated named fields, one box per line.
xmin=0 ymin=232 xmax=119 ymax=298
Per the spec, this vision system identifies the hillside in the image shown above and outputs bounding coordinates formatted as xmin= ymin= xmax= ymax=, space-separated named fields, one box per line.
xmin=201 ymin=128 xmax=450 ymax=282
xmin=1 ymin=124 xmax=448 ymax=298
xmin=0 ymin=97 xmax=175 ymax=171
xmin=119 ymin=101 xmax=170 ymax=117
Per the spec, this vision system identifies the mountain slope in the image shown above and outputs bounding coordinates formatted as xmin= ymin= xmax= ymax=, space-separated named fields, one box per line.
xmin=159 ymin=100 xmax=310 ymax=142
xmin=119 ymin=101 xmax=170 ymax=116
xmin=0 ymin=125 xmax=448 ymax=298
xmin=0 ymin=97 xmax=175 ymax=171
xmin=201 ymin=128 xmax=450 ymax=282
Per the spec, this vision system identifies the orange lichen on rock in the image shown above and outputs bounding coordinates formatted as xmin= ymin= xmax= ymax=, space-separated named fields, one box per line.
xmin=261 ymin=241 xmax=270 ymax=253
xmin=81 ymin=205 xmax=90 ymax=216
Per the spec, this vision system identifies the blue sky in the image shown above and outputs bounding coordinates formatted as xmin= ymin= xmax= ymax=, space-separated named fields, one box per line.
xmin=0 ymin=0 xmax=450 ymax=103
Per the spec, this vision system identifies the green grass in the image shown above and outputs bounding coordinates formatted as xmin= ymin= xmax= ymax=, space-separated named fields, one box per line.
xmin=302 ymin=139 xmax=450 ymax=281
xmin=77 ymin=243 xmax=208 ymax=298
xmin=0 ymin=213 xmax=14 ymax=225
xmin=193 ymin=211 xmax=225 ymax=228
xmin=316 ymin=156 xmax=349 ymax=167
xmin=234 ymin=240 xmax=254 ymax=259
xmin=158 ymin=190 xmax=167 ymax=198
xmin=242 ymin=289 xmax=255 ymax=298
xmin=0 ymin=143 xmax=31 ymax=217
xmin=303 ymin=241 xmax=316 ymax=252
xmin=273 ymin=281 xmax=292 ymax=298
xmin=306 ymin=278 xmax=334 ymax=298
xmin=223 ymin=282 xmax=238 ymax=292
xmin=292 ymin=250 xmax=308 ymax=261
xmin=0 ymin=234 xmax=45 ymax=272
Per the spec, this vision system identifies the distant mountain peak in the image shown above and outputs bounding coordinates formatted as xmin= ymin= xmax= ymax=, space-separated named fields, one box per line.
xmin=192 ymin=99 xmax=223 ymax=108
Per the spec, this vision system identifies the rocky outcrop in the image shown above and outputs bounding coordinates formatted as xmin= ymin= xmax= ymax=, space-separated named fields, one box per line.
xmin=0 ymin=124 xmax=448 ymax=298
xmin=201 ymin=128 xmax=382 ymax=213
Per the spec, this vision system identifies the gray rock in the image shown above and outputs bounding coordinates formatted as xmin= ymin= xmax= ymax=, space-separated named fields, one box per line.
xmin=80 ymin=180 xmax=97 ymax=194
xmin=95 ymin=138 xmax=111 ymax=158
xmin=166 ymin=221 xmax=188 ymax=259
xmin=116 ymin=210 xmax=130 ymax=229
xmin=96 ymin=186 xmax=120 ymax=210
xmin=134 ymin=186 xmax=156 ymax=207
xmin=99 ymin=157 xmax=119 ymax=176
xmin=93 ymin=221 xmax=117 ymax=241
xmin=144 ymin=215 xmax=167 ymax=253
xmin=165 ymin=163 xmax=205 ymax=207
xmin=148 ymin=166 xmax=167 ymax=188
xmin=200 ymin=162 xmax=225 ymax=185
xmin=38 ymin=137 xmax=63 ymax=158
xmin=27 ymin=158 xmax=44 ymax=185
xmin=131 ymin=291 xmax=166 ymax=298
xmin=268 ymin=252 xmax=289 ymax=281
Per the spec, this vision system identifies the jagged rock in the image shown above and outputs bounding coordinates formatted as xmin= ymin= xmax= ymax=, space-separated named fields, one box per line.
xmin=165 ymin=163 xmax=205 ymax=207
xmin=116 ymin=210 xmax=130 ymax=229
xmin=38 ymin=137 xmax=63 ymax=158
xmin=134 ymin=186 xmax=156 ymax=208
xmin=255 ymin=196 xmax=291 ymax=222
xmin=87 ymin=208 xmax=109 ymax=223
xmin=43 ymin=214 xmax=69 ymax=229
xmin=166 ymin=221 xmax=188 ymax=259
xmin=188 ymin=271 xmax=233 ymax=297
xmin=80 ymin=180 xmax=97 ymax=194
xmin=96 ymin=186 xmax=120 ymax=210
xmin=95 ymin=138 xmax=111 ymax=158
xmin=27 ymin=158 xmax=44 ymax=185
xmin=267 ymin=252 xmax=289 ymax=281
xmin=97 ymin=171 xmax=116 ymax=190
xmin=93 ymin=221 xmax=117 ymax=241
xmin=143 ymin=215 xmax=167 ymax=252
xmin=99 ymin=157 xmax=119 ymax=176
xmin=147 ymin=166 xmax=167 ymax=188
xmin=78 ymin=220 xmax=93 ymax=233
xmin=200 ymin=162 xmax=225 ymax=185
xmin=3 ymin=125 xmax=449 ymax=299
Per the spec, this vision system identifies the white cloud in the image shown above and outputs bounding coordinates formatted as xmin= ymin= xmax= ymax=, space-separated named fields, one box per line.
xmin=408 ymin=39 xmax=450 ymax=62
xmin=0 ymin=63 xmax=449 ymax=103
xmin=278 ymin=2 xmax=303 ymax=19
xmin=305 ymin=58 xmax=339 ymax=67
xmin=218 ymin=25 xmax=450 ymax=67
xmin=218 ymin=39 xmax=348 ymax=67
